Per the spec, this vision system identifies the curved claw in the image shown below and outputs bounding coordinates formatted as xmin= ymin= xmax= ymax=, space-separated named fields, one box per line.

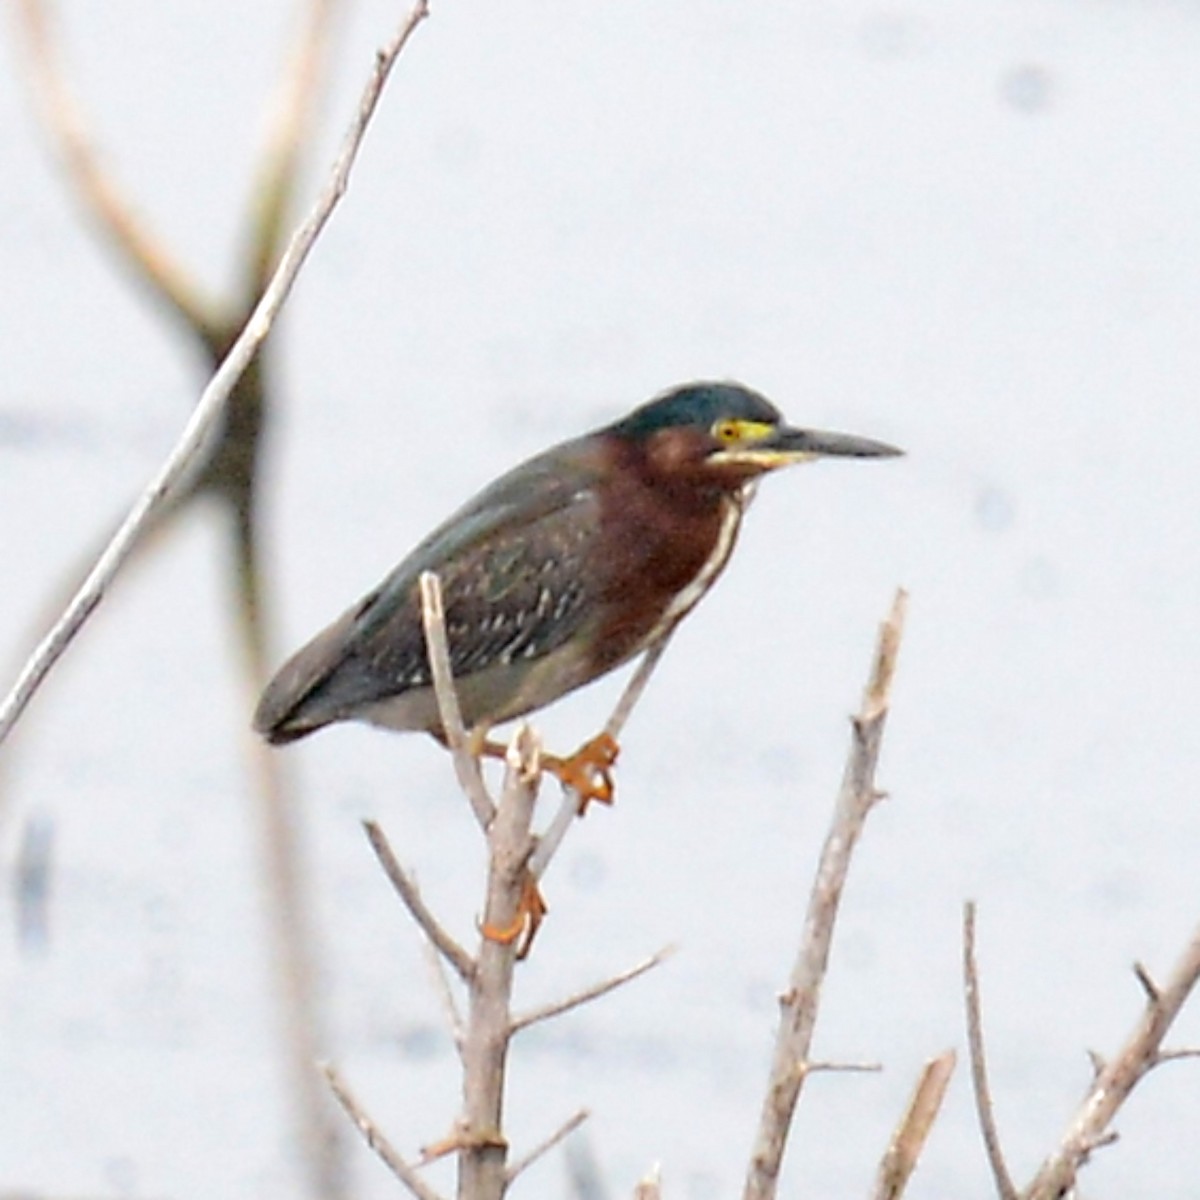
xmin=544 ymin=732 xmax=620 ymax=814
xmin=480 ymin=872 xmax=548 ymax=960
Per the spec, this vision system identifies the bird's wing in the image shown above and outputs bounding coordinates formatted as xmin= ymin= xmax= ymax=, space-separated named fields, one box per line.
xmin=256 ymin=440 xmax=606 ymax=735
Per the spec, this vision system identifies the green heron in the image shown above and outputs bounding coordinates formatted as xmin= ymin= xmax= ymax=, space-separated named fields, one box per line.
xmin=254 ymin=381 xmax=901 ymax=801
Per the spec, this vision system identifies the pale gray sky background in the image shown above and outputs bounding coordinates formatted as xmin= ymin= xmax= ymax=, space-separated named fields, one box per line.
xmin=3 ymin=2 xmax=1200 ymax=1196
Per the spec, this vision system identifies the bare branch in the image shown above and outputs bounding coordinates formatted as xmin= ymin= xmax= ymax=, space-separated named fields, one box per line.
xmin=363 ymin=819 xmax=475 ymax=985
xmin=871 ymin=1050 xmax=957 ymax=1200
xmin=742 ymin=589 xmax=907 ymax=1200
xmin=418 ymin=570 xmax=496 ymax=830
xmin=244 ymin=0 xmax=340 ymax=293
xmin=1023 ymin=920 xmax=1200 ymax=1199
xmin=962 ymin=902 xmax=1018 ymax=1200
xmin=634 ymin=1165 xmax=663 ymax=1200
xmin=510 ymin=945 xmax=676 ymax=1034
xmin=0 ymin=0 xmax=431 ymax=747
xmin=422 ymin=940 xmax=466 ymax=1056
xmin=505 ymin=1108 xmax=590 ymax=1184
xmin=796 ymin=1059 xmax=882 ymax=1076
xmin=323 ymin=1062 xmax=446 ymax=1200
xmin=1133 ymin=960 xmax=1161 ymax=1003
xmin=458 ymin=727 xmax=541 ymax=1199
xmin=15 ymin=0 xmax=218 ymax=330
xmin=528 ymin=633 xmax=675 ymax=880
xmin=1154 ymin=1047 xmax=1200 ymax=1066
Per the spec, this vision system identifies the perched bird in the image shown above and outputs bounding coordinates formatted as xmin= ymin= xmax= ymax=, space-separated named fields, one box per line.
xmin=254 ymin=381 xmax=901 ymax=800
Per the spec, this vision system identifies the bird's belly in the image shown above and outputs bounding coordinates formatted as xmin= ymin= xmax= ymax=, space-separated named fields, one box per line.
xmin=357 ymin=635 xmax=600 ymax=737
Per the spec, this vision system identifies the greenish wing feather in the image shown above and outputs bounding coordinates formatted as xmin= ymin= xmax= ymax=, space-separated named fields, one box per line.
xmin=330 ymin=441 xmax=604 ymax=700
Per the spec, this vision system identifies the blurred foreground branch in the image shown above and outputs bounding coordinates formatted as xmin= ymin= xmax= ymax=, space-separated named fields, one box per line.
xmin=0 ymin=0 xmax=430 ymax=746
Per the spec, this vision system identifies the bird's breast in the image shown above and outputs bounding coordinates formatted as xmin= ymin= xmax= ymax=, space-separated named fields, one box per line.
xmin=591 ymin=484 xmax=744 ymax=671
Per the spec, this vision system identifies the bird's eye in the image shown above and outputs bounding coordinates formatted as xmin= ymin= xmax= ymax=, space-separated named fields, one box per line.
xmin=713 ymin=419 xmax=742 ymax=444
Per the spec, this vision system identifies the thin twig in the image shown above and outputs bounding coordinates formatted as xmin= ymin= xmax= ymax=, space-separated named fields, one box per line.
xmin=871 ymin=1050 xmax=957 ymax=1200
xmin=1023 ymin=920 xmax=1200 ymax=1199
xmin=363 ymin=819 xmax=475 ymax=984
xmin=422 ymin=940 xmax=466 ymax=1056
xmin=510 ymin=945 xmax=676 ymax=1033
xmin=742 ymin=589 xmax=907 ymax=1200
xmin=0 ymin=0 xmax=432 ymax=748
xmin=1154 ymin=1047 xmax=1200 ymax=1066
xmin=633 ymin=1165 xmax=663 ymax=1200
xmin=505 ymin=1108 xmax=590 ymax=1183
xmin=529 ymin=633 xmax=675 ymax=879
xmin=962 ymin=902 xmax=1018 ymax=1200
xmin=418 ymin=571 xmax=496 ymax=830
xmin=322 ymin=1062 xmax=446 ymax=1200
xmin=795 ymin=1059 xmax=882 ymax=1076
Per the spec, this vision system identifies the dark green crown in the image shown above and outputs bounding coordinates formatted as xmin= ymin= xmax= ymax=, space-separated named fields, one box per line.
xmin=610 ymin=382 xmax=782 ymax=440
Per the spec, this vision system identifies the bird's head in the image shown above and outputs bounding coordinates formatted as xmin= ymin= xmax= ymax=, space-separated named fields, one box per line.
xmin=607 ymin=381 xmax=902 ymax=491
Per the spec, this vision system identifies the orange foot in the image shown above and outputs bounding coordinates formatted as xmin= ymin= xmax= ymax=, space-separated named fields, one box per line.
xmin=543 ymin=732 xmax=620 ymax=814
xmin=480 ymin=871 xmax=548 ymax=960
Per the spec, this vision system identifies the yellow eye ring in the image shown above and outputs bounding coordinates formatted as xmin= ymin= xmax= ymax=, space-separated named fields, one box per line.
xmin=713 ymin=419 xmax=742 ymax=444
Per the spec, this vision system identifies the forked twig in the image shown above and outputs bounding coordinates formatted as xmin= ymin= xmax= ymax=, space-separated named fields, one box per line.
xmin=1022 ymin=920 xmax=1200 ymax=1199
xmin=363 ymin=819 xmax=475 ymax=984
xmin=0 ymin=0 xmax=431 ymax=747
xmin=15 ymin=0 xmax=217 ymax=329
xmin=422 ymin=940 xmax=466 ymax=1055
xmin=962 ymin=902 xmax=1018 ymax=1200
xmin=871 ymin=1050 xmax=957 ymax=1200
xmin=322 ymin=1062 xmax=445 ymax=1200
xmin=742 ymin=589 xmax=907 ymax=1200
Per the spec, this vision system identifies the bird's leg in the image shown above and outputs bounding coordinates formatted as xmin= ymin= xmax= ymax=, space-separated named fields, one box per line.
xmin=479 ymin=872 xmax=548 ymax=960
xmin=470 ymin=728 xmax=620 ymax=814
xmin=542 ymin=733 xmax=620 ymax=814
xmin=461 ymin=724 xmax=549 ymax=958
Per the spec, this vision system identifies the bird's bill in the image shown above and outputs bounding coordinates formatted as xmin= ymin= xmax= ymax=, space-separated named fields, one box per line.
xmin=709 ymin=423 xmax=903 ymax=470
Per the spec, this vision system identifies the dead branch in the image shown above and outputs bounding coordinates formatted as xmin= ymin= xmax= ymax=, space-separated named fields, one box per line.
xmin=0 ymin=0 xmax=431 ymax=747
xmin=505 ymin=1108 xmax=590 ymax=1184
xmin=510 ymin=945 xmax=675 ymax=1034
xmin=871 ymin=1050 xmax=957 ymax=1200
xmin=633 ymin=1165 xmax=663 ymax=1200
xmin=244 ymin=0 xmax=340 ymax=293
xmin=364 ymin=818 xmax=476 ymax=984
xmin=458 ymin=727 xmax=541 ymax=1200
xmin=418 ymin=571 xmax=496 ymax=830
xmin=962 ymin=902 xmax=1018 ymax=1200
xmin=422 ymin=939 xmax=467 ymax=1055
xmin=323 ymin=1062 xmax=445 ymax=1200
xmin=15 ymin=0 xmax=217 ymax=329
xmin=741 ymin=588 xmax=907 ymax=1200
xmin=1022 ymin=920 xmax=1200 ymax=1199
